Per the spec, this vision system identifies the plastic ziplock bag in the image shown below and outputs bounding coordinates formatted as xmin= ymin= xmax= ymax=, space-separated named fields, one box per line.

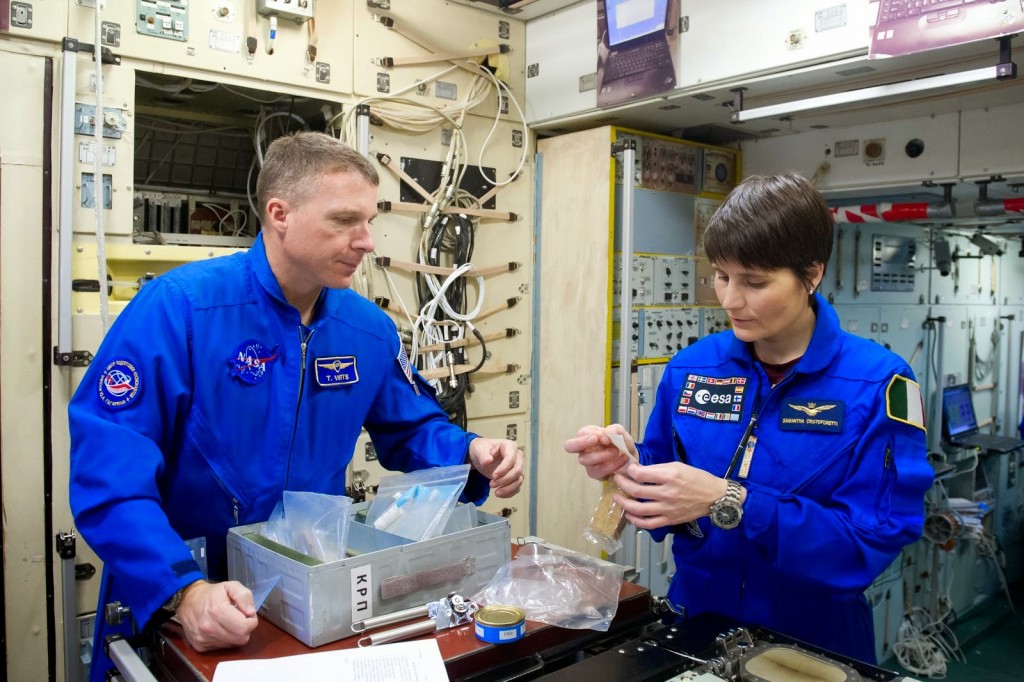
xmin=263 ymin=490 xmax=353 ymax=562
xmin=364 ymin=464 xmax=470 ymax=542
xmin=583 ymin=432 xmax=635 ymax=554
xmin=472 ymin=542 xmax=625 ymax=631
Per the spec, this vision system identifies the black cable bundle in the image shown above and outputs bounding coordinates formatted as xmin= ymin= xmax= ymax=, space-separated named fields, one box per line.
xmin=416 ymin=213 xmax=483 ymax=429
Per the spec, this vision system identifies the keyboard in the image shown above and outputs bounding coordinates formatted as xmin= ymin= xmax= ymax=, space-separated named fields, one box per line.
xmin=877 ymin=0 xmax=1005 ymax=26
xmin=605 ymin=40 xmax=673 ymax=81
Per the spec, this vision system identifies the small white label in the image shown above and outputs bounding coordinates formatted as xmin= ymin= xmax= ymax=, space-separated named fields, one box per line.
xmin=815 ymin=4 xmax=847 ymax=32
xmin=435 ymin=81 xmax=457 ymax=101
xmin=78 ymin=142 xmax=116 ymax=166
xmin=209 ymin=29 xmax=240 ymax=53
xmin=350 ymin=565 xmax=373 ymax=622
xmin=834 ymin=139 xmax=859 ymax=158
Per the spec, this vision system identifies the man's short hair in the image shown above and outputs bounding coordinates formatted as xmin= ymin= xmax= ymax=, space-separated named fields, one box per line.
xmin=704 ymin=173 xmax=834 ymax=287
xmin=256 ymin=131 xmax=379 ymax=219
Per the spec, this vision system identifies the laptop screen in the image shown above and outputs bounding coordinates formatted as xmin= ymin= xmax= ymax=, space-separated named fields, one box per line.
xmin=606 ymin=0 xmax=669 ymax=47
xmin=942 ymin=384 xmax=978 ymax=438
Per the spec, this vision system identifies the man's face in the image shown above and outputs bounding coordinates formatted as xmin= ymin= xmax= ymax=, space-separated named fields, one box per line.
xmin=280 ymin=170 xmax=378 ymax=291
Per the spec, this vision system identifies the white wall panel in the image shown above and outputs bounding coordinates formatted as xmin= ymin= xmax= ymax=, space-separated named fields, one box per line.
xmin=525 ymin=0 xmax=872 ymax=126
xmin=524 ymin=0 xmax=598 ymax=124
xmin=67 ymin=1 xmax=354 ymax=95
xmin=676 ymin=0 xmax=871 ymax=89
xmin=742 ymin=112 xmax=960 ymax=192
xmin=960 ymin=101 xmax=1024 ymax=182
xmin=352 ymin=0 xmax=526 ymax=122
xmin=1 ymin=0 xmax=67 ymax=43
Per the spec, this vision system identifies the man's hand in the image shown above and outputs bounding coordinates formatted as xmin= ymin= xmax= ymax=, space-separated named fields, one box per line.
xmin=174 ymin=580 xmax=259 ymax=652
xmin=468 ymin=438 xmax=525 ymax=498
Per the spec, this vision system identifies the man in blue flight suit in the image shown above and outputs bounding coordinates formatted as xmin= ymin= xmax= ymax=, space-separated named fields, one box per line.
xmin=69 ymin=131 xmax=524 ymax=680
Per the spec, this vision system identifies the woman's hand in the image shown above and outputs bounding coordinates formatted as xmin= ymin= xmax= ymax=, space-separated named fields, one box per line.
xmin=613 ymin=461 xmax=731 ymax=529
xmin=563 ymin=423 xmax=636 ymax=480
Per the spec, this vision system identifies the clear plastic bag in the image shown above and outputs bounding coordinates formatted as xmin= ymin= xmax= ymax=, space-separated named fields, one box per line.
xmin=364 ymin=464 xmax=470 ymax=542
xmin=472 ymin=542 xmax=625 ymax=631
xmin=583 ymin=478 xmax=630 ymax=554
xmin=583 ymin=432 xmax=635 ymax=555
xmin=263 ymin=490 xmax=353 ymax=562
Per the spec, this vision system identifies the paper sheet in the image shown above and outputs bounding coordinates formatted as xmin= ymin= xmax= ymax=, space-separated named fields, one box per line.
xmin=607 ymin=432 xmax=636 ymax=463
xmin=211 ymin=639 xmax=449 ymax=682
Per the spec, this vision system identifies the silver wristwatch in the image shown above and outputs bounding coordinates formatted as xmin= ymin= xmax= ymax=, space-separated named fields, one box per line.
xmin=709 ymin=479 xmax=744 ymax=530
xmin=162 ymin=586 xmax=187 ymax=614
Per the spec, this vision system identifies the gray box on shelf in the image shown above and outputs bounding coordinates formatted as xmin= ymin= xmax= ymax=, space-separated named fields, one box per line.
xmin=226 ymin=502 xmax=511 ymax=647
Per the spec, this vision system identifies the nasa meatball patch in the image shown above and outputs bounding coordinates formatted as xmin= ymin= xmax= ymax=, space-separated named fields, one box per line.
xmin=677 ymin=374 xmax=746 ymax=422
xmin=98 ymin=358 xmax=141 ymax=410
xmin=228 ymin=339 xmax=280 ymax=385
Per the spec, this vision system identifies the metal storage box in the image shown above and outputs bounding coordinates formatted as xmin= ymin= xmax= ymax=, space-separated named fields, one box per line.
xmin=227 ymin=502 xmax=511 ymax=647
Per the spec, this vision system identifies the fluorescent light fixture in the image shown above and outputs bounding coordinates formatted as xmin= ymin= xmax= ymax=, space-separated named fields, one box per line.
xmin=732 ymin=66 xmax=1004 ymax=123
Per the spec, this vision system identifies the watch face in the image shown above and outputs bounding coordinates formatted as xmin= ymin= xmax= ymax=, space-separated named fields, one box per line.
xmin=712 ymin=502 xmax=742 ymax=530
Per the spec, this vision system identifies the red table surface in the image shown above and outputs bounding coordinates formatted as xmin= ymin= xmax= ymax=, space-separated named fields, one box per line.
xmin=153 ymin=575 xmax=651 ymax=681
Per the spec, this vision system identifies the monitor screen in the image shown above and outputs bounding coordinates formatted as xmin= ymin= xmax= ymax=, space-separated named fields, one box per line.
xmin=606 ymin=0 xmax=669 ymax=47
xmin=942 ymin=384 xmax=978 ymax=437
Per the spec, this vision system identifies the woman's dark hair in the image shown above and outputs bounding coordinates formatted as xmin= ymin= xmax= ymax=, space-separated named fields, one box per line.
xmin=703 ymin=173 xmax=833 ymax=288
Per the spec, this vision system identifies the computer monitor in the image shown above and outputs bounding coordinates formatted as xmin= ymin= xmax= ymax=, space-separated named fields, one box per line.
xmin=942 ymin=384 xmax=978 ymax=438
xmin=606 ymin=0 xmax=669 ymax=47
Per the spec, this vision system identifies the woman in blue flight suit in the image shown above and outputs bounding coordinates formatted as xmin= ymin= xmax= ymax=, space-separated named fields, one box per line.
xmin=565 ymin=173 xmax=933 ymax=663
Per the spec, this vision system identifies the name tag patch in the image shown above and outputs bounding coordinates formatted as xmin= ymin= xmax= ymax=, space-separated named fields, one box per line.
xmin=780 ymin=399 xmax=845 ymax=432
xmin=315 ymin=356 xmax=359 ymax=386
xmin=677 ymin=374 xmax=746 ymax=422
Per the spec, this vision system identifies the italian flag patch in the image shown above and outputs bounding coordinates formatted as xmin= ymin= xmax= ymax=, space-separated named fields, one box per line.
xmin=886 ymin=375 xmax=926 ymax=431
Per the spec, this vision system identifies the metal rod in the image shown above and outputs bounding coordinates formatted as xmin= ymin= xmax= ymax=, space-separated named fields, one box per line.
xmin=58 ymin=532 xmax=80 ymax=682
xmin=616 ymin=140 xmax=636 ymax=434
xmin=931 ymin=318 xmax=946 ymax=453
xmin=351 ymin=604 xmax=430 ymax=633
xmin=106 ymin=639 xmax=158 ymax=682
xmin=57 ymin=42 xmax=78 ymax=358
xmin=357 ymin=618 xmax=437 ymax=647
xmin=356 ymin=104 xmax=370 ymax=156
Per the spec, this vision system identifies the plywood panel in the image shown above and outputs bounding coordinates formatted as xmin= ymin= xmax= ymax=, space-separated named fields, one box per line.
xmin=1 ymin=48 xmax=53 ymax=682
xmin=535 ymin=126 xmax=614 ymax=555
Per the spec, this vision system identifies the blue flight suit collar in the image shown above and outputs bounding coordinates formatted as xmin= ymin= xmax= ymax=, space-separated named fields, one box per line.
xmin=724 ymin=292 xmax=843 ymax=376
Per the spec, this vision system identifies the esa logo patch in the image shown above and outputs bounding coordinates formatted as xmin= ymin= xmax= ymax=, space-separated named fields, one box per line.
xmin=98 ymin=358 xmax=141 ymax=409
xmin=228 ymin=339 xmax=280 ymax=385
xmin=677 ymin=374 xmax=746 ymax=422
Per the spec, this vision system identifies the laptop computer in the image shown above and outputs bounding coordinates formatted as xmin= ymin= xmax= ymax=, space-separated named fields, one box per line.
xmin=871 ymin=0 xmax=1024 ymax=58
xmin=941 ymin=383 xmax=1024 ymax=453
xmin=598 ymin=0 xmax=676 ymax=106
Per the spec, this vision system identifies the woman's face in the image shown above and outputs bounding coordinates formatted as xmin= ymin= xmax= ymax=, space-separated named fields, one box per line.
xmin=713 ymin=261 xmax=821 ymax=348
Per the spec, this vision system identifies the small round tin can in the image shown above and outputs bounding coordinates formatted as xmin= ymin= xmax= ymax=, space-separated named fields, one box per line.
xmin=474 ymin=605 xmax=526 ymax=644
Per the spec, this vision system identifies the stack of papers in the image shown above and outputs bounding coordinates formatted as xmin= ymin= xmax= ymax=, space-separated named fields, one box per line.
xmin=212 ymin=640 xmax=449 ymax=682
xmin=947 ymin=497 xmax=989 ymax=530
